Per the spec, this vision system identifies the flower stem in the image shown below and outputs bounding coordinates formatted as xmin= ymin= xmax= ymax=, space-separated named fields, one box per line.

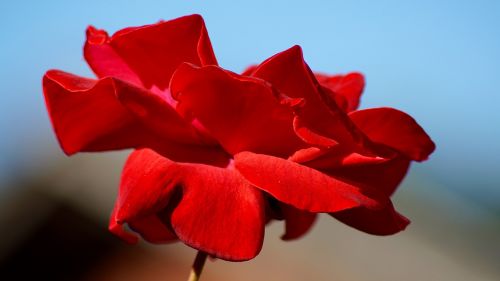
xmin=187 ymin=251 xmax=208 ymax=281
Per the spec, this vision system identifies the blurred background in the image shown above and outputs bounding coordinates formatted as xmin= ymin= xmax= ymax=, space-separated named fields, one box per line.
xmin=1 ymin=0 xmax=499 ymax=280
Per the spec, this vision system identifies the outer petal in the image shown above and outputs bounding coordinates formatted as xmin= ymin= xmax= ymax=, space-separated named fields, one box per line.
xmin=84 ymin=14 xmax=217 ymax=90
xmin=316 ymin=72 xmax=365 ymax=112
xmin=43 ymin=70 xmax=228 ymax=164
xmin=171 ymin=163 xmax=265 ymax=261
xmin=327 ymin=156 xmax=410 ymax=197
xmin=280 ymin=204 xmax=317 ymax=241
xmin=84 ymin=26 xmax=142 ymax=86
xmin=170 ymin=63 xmax=306 ymax=157
xmin=234 ymin=151 xmax=384 ymax=213
xmin=43 ymin=70 xmax=150 ymax=155
xmin=114 ymin=149 xmax=181 ymax=222
xmin=113 ymin=149 xmax=266 ymax=261
xmin=349 ymin=107 xmax=436 ymax=161
xmin=109 ymin=201 xmax=177 ymax=244
xmin=290 ymin=148 xmax=411 ymax=235
xmin=331 ymin=201 xmax=410 ymax=235
xmin=250 ymin=45 xmax=367 ymax=150
xmin=128 ymin=215 xmax=178 ymax=243
xmin=291 ymin=147 xmax=410 ymax=197
xmin=109 ymin=202 xmax=139 ymax=244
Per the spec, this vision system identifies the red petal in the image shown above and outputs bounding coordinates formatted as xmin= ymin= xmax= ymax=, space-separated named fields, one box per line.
xmin=170 ymin=163 xmax=266 ymax=261
xmin=170 ymin=63 xmax=305 ymax=157
xmin=292 ymin=116 xmax=338 ymax=149
xmin=318 ymin=85 xmax=350 ymax=115
xmin=292 ymin=146 xmax=410 ymax=197
xmin=234 ymin=151 xmax=383 ymax=213
xmin=331 ymin=201 xmax=410 ymax=235
xmin=109 ymin=201 xmax=177 ymax=244
xmin=349 ymin=107 xmax=436 ymax=161
xmin=128 ymin=215 xmax=178 ymax=243
xmin=114 ymin=149 xmax=266 ymax=261
xmin=250 ymin=46 xmax=365 ymax=149
xmin=250 ymin=46 xmax=317 ymax=100
xmin=289 ymin=147 xmax=410 ymax=235
xmin=43 ymin=70 xmax=230 ymax=164
xmin=84 ymin=14 xmax=217 ymax=90
xmin=316 ymin=72 xmax=365 ymax=112
xmin=280 ymin=204 xmax=317 ymax=241
xmin=109 ymin=202 xmax=139 ymax=244
xmin=327 ymin=156 xmax=410 ymax=197
xmin=43 ymin=70 xmax=149 ymax=155
xmin=241 ymin=64 xmax=258 ymax=76
xmin=115 ymin=149 xmax=180 ymax=222
xmin=84 ymin=26 xmax=142 ymax=86
xmin=112 ymin=79 xmax=207 ymax=145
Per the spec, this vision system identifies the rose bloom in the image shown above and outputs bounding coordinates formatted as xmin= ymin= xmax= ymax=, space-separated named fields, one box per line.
xmin=43 ymin=14 xmax=435 ymax=261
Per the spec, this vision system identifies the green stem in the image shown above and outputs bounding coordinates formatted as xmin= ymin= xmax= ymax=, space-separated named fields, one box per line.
xmin=187 ymin=251 xmax=208 ymax=281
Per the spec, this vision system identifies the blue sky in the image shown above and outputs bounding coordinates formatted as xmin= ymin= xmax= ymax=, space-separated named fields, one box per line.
xmin=1 ymin=1 xmax=499 ymax=208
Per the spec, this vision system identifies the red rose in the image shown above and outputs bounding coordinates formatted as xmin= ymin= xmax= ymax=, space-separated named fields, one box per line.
xmin=43 ymin=14 xmax=435 ymax=261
